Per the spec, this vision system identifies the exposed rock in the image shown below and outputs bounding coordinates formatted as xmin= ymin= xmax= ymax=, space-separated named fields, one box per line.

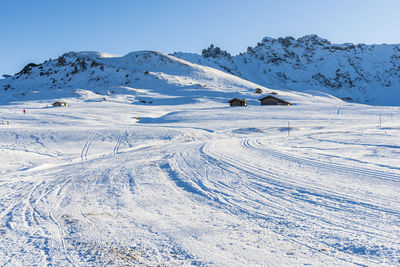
xmin=202 ymin=44 xmax=231 ymax=58
xmin=175 ymin=34 xmax=400 ymax=105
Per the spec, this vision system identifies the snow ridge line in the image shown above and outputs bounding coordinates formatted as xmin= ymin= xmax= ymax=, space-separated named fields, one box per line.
xmin=246 ymin=138 xmax=400 ymax=183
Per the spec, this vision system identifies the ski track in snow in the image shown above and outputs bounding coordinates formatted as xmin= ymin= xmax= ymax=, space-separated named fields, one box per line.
xmin=80 ymin=133 xmax=96 ymax=162
xmin=0 ymin=97 xmax=400 ymax=265
xmin=113 ymin=131 xmax=127 ymax=156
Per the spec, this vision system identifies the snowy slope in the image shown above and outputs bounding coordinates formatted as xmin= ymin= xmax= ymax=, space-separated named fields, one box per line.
xmin=174 ymin=35 xmax=400 ymax=106
xmin=0 ymin=51 xmax=270 ymax=106
xmin=1 ymin=46 xmax=400 ymax=266
xmin=4 ymin=35 xmax=400 ymax=106
xmin=0 ymin=93 xmax=399 ymax=266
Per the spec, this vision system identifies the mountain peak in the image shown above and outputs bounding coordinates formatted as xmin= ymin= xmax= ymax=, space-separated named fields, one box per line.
xmin=259 ymin=34 xmax=331 ymax=47
xmin=174 ymin=35 xmax=400 ymax=106
xmin=296 ymin=34 xmax=331 ymax=45
xmin=202 ymin=44 xmax=231 ymax=59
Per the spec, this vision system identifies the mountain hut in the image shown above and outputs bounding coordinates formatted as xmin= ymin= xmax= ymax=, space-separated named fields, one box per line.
xmin=52 ymin=101 xmax=67 ymax=107
xmin=228 ymin=98 xmax=248 ymax=107
xmin=258 ymin=95 xmax=291 ymax=106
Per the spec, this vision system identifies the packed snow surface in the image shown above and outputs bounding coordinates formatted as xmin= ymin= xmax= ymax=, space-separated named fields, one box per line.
xmin=0 ymin=89 xmax=399 ymax=266
xmin=0 ymin=49 xmax=400 ymax=265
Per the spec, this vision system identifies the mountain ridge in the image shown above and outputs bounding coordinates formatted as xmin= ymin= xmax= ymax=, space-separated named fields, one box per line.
xmin=0 ymin=50 xmax=272 ymax=105
xmin=1 ymin=34 xmax=400 ymax=106
xmin=173 ymin=34 xmax=400 ymax=106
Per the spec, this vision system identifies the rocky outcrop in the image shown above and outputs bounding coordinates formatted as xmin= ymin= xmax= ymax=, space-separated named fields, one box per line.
xmin=174 ymin=35 xmax=400 ymax=105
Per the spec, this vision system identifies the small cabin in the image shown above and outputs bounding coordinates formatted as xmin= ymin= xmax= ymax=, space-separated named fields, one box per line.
xmin=228 ymin=98 xmax=248 ymax=107
xmin=255 ymin=88 xmax=263 ymax=94
xmin=259 ymin=95 xmax=291 ymax=106
xmin=52 ymin=101 xmax=67 ymax=107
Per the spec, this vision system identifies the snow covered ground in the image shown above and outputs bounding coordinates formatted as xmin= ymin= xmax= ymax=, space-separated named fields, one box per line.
xmin=0 ymin=86 xmax=400 ymax=266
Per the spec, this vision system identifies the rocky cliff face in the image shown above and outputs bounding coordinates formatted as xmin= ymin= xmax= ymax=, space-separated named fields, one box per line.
xmin=174 ymin=35 xmax=400 ymax=105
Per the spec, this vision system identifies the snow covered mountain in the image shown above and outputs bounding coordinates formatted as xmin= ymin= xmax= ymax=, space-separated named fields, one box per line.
xmin=2 ymin=35 xmax=400 ymax=106
xmin=1 ymin=40 xmax=400 ymax=266
xmin=0 ymin=51 xmax=270 ymax=106
xmin=1 ymin=74 xmax=400 ymax=265
xmin=174 ymin=35 xmax=400 ymax=106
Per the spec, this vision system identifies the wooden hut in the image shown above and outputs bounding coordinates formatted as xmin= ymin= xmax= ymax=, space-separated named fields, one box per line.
xmin=259 ymin=95 xmax=291 ymax=106
xmin=52 ymin=101 xmax=67 ymax=107
xmin=228 ymin=98 xmax=248 ymax=107
xmin=255 ymin=88 xmax=263 ymax=94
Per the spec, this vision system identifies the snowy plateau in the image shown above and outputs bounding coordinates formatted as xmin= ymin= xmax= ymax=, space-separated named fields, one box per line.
xmin=0 ymin=36 xmax=400 ymax=266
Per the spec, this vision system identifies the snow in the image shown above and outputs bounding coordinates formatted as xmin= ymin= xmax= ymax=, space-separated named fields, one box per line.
xmin=173 ymin=35 xmax=400 ymax=106
xmin=0 ymin=49 xmax=400 ymax=265
xmin=1 ymin=86 xmax=400 ymax=266
xmin=0 ymin=51 xmax=269 ymax=107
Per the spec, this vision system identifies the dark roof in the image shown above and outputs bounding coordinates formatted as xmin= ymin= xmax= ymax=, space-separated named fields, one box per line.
xmin=258 ymin=95 xmax=291 ymax=104
xmin=228 ymin=98 xmax=247 ymax=103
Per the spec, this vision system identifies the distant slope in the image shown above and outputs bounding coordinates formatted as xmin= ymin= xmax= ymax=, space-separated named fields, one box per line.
xmin=173 ymin=35 xmax=400 ymax=106
xmin=0 ymin=51 xmax=271 ymax=105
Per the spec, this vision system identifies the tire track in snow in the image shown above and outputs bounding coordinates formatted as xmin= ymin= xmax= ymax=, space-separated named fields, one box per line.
xmin=24 ymin=180 xmax=49 ymax=227
xmin=200 ymin=140 xmax=400 ymax=255
xmin=170 ymin=144 xmax=367 ymax=265
xmin=246 ymin=138 xmax=400 ymax=183
xmin=0 ymin=183 xmax=34 ymax=218
xmin=48 ymin=178 xmax=77 ymax=266
xmin=200 ymin=141 xmax=352 ymax=225
xmin=239 ymin=138 xmax=400 ymax=212
xmin=80 ymin=211 xmax=105 ymax=239
xmin=171 ymin=150 xmax=288 ymax=223
xmin=208 ymin=139 xmax=400 ymax=217
xmin=0 ymin=176 xmax=72 ymax=265
xmin=25 ymin=178 xmax=66 ymax=264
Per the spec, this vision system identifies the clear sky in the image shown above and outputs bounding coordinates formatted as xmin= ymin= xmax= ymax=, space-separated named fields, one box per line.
xmin=2 ymin=0 xmax=400 ymax=76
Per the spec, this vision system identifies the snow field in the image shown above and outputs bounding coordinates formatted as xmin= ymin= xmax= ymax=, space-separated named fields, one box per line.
xmin=0 ymin=91 xmax=399 ymax=265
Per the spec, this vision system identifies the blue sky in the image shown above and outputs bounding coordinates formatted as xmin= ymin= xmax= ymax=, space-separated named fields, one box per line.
xmin=2 ymin=0 xmax=400 ymax=76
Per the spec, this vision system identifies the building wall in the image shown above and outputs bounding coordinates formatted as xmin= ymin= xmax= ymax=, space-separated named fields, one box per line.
xmin=260 ymin=99 xmax=280 ymax=105
xmin=260 ymin=98 xmax=290 ymax=105
xmin=230 ymin=101 xmax=246 ymax=106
